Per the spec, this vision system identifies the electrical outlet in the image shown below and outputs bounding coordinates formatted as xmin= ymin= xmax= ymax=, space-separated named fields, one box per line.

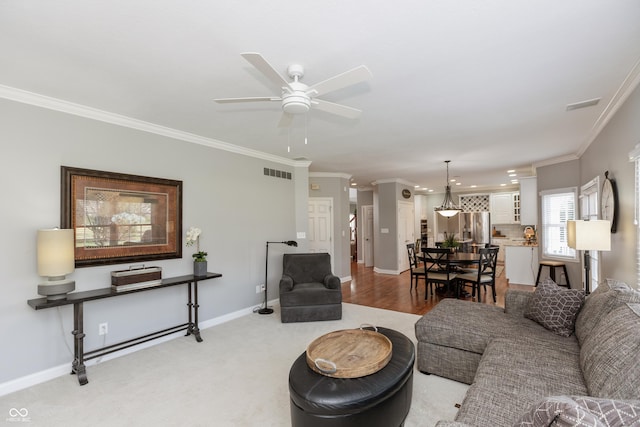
xmin=98 ymin=322 xmax=108 ymax=335
xmin=260 ymin=284 xmax=266 ymax=292
xmin=255 ymin=285 xmax=261 ymax=294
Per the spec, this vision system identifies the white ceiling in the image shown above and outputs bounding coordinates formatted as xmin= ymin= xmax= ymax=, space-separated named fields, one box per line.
xmin=2 ymin=1 xmax=640 ymax=192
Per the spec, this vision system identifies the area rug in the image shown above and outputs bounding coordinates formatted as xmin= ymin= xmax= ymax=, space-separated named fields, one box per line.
xmin=0 ymin=303 xmax=468 ymax=426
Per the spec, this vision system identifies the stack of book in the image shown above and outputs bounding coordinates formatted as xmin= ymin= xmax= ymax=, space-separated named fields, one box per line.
xmin=111 ymin=266 xmax=162 ymax=292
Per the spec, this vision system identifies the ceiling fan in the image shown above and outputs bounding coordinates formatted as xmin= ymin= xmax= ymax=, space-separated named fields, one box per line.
xmin=214 ymin=53 xmax=372 ymax=127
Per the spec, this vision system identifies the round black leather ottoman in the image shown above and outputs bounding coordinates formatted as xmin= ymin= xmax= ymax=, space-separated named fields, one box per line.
xmin=288 ymin=327 xmax=415 ymax=427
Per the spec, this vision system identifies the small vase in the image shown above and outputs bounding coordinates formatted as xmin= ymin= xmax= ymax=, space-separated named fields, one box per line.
xmin=194 ymin=261 xmax=207 ymax=277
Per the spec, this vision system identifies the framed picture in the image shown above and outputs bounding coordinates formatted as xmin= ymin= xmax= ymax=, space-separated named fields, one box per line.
xmin=61 ymin=166 xmax=182 ymax=267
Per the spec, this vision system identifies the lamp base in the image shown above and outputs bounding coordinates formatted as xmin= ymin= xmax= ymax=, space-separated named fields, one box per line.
xmin=38 ymin=280 xmax=75 ymax=301
xmin=258 ymin=307 xmax=274 ymax=315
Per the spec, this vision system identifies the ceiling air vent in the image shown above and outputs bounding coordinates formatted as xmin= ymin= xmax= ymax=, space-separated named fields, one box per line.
xmin=566 ymin=98 xmax=600 ymax=111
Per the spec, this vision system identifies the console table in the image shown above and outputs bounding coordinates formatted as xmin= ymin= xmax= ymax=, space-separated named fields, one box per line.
xmin=27 ymin=272 xmax=222 ymax=385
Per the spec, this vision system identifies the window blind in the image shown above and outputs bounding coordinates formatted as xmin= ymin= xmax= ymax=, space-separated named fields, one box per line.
xmin=540 ymin=187 xmax=577 ymax=261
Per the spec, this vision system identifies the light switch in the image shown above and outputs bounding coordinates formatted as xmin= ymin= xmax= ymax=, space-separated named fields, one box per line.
xmin=381 ymin=228 xmax=389 ymax=233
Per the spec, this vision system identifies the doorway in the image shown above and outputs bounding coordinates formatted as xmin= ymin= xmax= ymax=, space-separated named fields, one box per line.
xmin=308 ymin=198 xmax=334 ymax=264
xmin=397 ymin=200 xmax=414 ymax=272
xmin=362 ymin=205 xmax=374 ymax=267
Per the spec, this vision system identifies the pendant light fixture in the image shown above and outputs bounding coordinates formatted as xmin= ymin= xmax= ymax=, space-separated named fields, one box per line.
xmin=435 ymin=160 xmax=462 ymax=217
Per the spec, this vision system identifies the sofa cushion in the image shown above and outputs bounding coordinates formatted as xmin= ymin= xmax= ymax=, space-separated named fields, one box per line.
xmin=415 ymin=298 xmax=506 ymax=355
xmin=455 ymin=337 xmax=585 ymax=427
xmin=524 ymin=279 xmax=585 ymax=337
xmin=580 ymin=303 xmax=640 ymax=399
xmin=574 ymin=279 xmax=640 ymax=346
xmin=514 ymin=395 xmax=640 ymax=427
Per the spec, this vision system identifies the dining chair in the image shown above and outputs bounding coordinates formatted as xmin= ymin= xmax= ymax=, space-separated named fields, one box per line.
xmin=406 ymin=243 xmax=425 ymax=291
xmin=456 ymin=247 xmax=499 ymax=302
xmin=422 ymin=247 xmax=457 ymax=299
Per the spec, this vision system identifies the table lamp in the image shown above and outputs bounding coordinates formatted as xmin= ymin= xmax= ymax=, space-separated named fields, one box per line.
xmin=567 ymin=220 xmax=611 ymax=294
xmin=37 ymin=228 xmax=75 ymax=300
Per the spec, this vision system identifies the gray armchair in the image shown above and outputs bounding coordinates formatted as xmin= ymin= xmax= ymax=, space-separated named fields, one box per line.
xmin=279 ymin=253 xmax=342 ymax=323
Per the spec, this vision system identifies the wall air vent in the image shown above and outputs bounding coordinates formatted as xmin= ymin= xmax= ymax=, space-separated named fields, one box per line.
xmin=566 ymin=98 xmax=601 ymax=111
xmin=264 ymin=167 xmax=292 ymax=180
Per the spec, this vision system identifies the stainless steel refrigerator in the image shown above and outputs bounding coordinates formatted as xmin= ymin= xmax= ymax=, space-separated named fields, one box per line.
xmin=459 ymin=212 xmax=491 ymax=247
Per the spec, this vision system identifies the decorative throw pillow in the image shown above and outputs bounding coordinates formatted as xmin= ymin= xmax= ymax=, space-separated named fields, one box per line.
xmin=514 ymin=395 xmax=640 ymax=427
xmin=524 ymin=279 xmax=585 ymax=337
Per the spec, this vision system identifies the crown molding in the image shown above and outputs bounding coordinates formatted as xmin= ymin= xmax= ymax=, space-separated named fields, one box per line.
xmin=579 ymin=57 xmax=640 ymax=156
xmin=532 ymin=153 xmax=580 ymax=169
xmin=0 ymin=84 xmax=305 ymax=168
xmin=371 ymin=178 xmax=418 ymax=187
xmin=309 ymin=172 xmax=352 ymax=179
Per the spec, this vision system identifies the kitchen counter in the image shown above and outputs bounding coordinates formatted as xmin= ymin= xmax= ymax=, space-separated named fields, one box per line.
xmin=505 ymin=245 xmax=538 ymax=285
xmin=492 ymin=237 xmax=538 ymax=247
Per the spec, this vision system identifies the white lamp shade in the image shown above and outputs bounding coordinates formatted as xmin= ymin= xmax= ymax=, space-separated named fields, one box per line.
xmin=567 ymin=220 xmax=611 ymax=251
xmin=37 ymin=228 xmax=75 ymax=277
xmin=436 ymin=209 xmax=460 ymax=217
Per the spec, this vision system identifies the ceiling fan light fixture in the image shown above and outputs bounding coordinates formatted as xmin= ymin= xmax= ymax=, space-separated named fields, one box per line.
xmin=435 ymin=160 xmax=462 ymax=217
xmin=282 ymin=93 xmax=311 ymax=114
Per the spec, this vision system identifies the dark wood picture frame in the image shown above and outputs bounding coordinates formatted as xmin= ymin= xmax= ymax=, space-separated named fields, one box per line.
xmin=61 ymin=166 xmax=183 ymax=267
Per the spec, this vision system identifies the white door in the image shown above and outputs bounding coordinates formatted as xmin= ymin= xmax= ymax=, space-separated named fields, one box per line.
xmin=398 ymin=201 xmax=415 ymax=272
xmin=362 ymin=205 xmax=374 ymax=267
xmin=308 ymin=198 xmax=333 ymax=259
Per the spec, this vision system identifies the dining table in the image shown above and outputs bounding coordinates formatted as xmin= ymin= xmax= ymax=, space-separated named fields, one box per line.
xmin=418 ymin=250 xmax=482 ymax=297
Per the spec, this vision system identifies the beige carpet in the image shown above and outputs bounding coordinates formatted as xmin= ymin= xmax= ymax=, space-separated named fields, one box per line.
xmin=0 ymin=303 xmax=468 ymax=426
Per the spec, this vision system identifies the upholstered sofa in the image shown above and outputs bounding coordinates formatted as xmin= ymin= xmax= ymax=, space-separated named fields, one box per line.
xmin=415 ymin=279 xmax=640 ymax=426
xmin=279 ymin=253 xmax=342 ymax=323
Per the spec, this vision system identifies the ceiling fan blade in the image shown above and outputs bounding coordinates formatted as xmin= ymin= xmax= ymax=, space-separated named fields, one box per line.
xmin=307 ymin=65 xmax=372 ymax=97
xmin=241 ymin=52 xmax=291 ymax=89
xmin=312 ymin=99 xmax=362 ymax=119
xmin=277 ymin=112 xmax=294 ymax=128
xmin=214 ymin=96 xmax=281 ymax=104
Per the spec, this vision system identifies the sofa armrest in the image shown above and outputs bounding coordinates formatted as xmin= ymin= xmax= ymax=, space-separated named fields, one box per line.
xmin=504 ymin=289 xmax=534 ymax=317
xmin=323 ymin=274 xmax=341 ymax=289
xmin=279 ymin=274 xmax=294 ymax=292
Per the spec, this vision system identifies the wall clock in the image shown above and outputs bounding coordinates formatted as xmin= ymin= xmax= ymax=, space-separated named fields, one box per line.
xmin=601 ymin=170 xmax=618 ymax=233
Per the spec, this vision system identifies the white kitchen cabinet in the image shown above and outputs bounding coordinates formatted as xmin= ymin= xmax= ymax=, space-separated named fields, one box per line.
xmin=490 ymin=192 xmax=520 ymax=224
xmin=505 ymin=245 xmax=539 ymax=285
xmin=519 ymin=177 xmax=537 ymax=226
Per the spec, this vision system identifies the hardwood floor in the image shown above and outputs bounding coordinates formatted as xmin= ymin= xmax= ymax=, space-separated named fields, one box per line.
xmin=342 ymin=261 xmax=534 ymax=315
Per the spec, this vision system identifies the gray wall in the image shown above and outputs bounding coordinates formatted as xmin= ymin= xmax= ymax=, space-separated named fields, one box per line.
xmin=373 ymin=180 xmax=414 ymax=273
xmin=0 ymin=97 xmax=306 ymax=384
xmin=536 ymin=159 xmax=582 ymax=287
xmin=536 ymin=83 xmax=640 ymax=289
xmin=580 ymin=83 xmax=640 ymax=287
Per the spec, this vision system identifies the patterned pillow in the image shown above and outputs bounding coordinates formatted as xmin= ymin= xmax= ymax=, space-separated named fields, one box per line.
xmin=524 ymin=279 xmax=585 ymax=337
xmin=514 ymin=395 xmax=640 ymax=427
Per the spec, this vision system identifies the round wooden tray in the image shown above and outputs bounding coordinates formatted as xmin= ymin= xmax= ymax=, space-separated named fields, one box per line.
xmin=306 ymin=326 xmax=393 ymax=378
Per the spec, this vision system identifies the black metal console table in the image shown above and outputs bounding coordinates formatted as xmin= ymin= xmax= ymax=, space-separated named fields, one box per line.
xmin=27 ymin=272 xmax=222 ymax=385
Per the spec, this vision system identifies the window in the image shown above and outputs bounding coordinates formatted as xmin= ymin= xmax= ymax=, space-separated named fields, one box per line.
xmin=580 ymin=177 xmax=602 ymax=291
xmin=540 ymin=187 xmax=577 ymax=261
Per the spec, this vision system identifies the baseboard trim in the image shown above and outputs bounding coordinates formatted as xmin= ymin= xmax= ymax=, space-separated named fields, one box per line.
xmin=373 ymin=267 xmax=401 ymax=275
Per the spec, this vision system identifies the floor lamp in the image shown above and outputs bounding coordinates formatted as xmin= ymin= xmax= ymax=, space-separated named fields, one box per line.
xmin=567 ymin=220 xmax=611 ymax=294
xmin=260 ymin=240 xmax=298 ymax=315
